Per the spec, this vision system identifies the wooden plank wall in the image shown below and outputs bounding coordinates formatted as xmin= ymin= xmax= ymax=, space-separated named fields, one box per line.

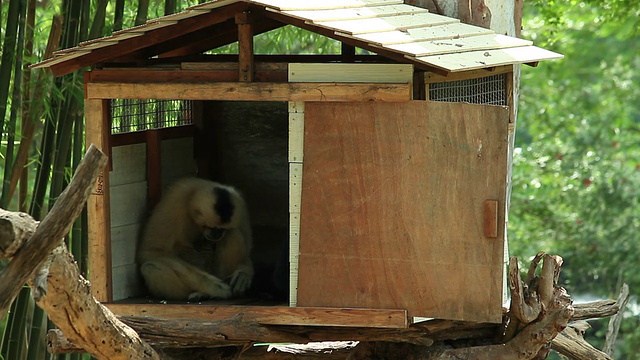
xmin=297 ymin=101 xmax=509 ymax=323
xmin=109 ymin=137 xmax=196 ymax=301
xmin=110 ymin=144 xmax=147 ymax=301
xmin=288 ymin=63 xmax=413 ymax=306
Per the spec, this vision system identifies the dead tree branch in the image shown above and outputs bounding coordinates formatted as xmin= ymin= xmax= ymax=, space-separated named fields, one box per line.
xmin=551 ymin=321 xmax=612 ymax=360
xmin=603 ymin=283 xmax=630 ymax=356
xmin=0 ymin=144 xmax=107 ymax=319
xmin=0 ymin=144 xmax=162 ymax=360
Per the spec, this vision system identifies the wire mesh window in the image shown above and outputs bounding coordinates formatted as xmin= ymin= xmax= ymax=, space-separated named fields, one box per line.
xmin=110 ymin=99 xmax=193 ymax=134
xmin=428 ymin=74 xmax=507 ymax=106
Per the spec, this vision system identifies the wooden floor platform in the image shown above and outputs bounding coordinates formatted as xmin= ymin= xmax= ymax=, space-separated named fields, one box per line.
xmin=107 ymin=298 xmax=409 ymax=329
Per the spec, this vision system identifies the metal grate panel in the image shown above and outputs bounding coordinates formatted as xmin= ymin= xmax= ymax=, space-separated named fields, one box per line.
xmin=110 ymin=99 xmax=192 ymax=134
xmin=429 ymin=74 xmax=507 ymax=106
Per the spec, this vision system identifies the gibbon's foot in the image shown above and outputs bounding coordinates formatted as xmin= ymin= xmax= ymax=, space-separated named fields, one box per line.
xmin=229 ymin=269 xmax=252 ymax=296
xmin=188 ymin=291 xmax=213 ymax=302
xmin=188 ymin=280 xmax=233 ymax=301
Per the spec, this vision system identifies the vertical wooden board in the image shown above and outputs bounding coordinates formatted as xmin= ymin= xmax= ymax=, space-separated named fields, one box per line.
xmin=112 ymin=264 xmax=142 ymax=301
xmin=111 ymin=224 xmax=141 ymax=268
xmin=85 ymin=98 xmax=112 ymax=302
xmin=160 ymin=137 xmax=197 ymax=188
xmin=297 ymin=101 xmax=509 ymax=323
xmin=109 ymin=144 xmax=146 ymax=186
xmin=288 ymin=112 xmax=305 ymax=162
xmin=109 ymin=182 xmax=148 ymax=228
xmin=109 ymin=143 xmax=147 ymax=300
xmin=289 ymin=163 xmax=303 ymax=306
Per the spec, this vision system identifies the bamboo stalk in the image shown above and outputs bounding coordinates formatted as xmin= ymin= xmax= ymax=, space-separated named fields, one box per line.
xmin=89 ymin=0 xmax=109 ymax=40
xmin=113 ymin=0 xmax=125 ymax=31
xmin=1 ymin=0 xmax=28 ymax=209
xmin=7 ymin=14 xmax=63 ymax=207
xmin=135 ymin=0 xmax=150 ymax=26
xmin=0 ymin=0 xmax=22 ymax=135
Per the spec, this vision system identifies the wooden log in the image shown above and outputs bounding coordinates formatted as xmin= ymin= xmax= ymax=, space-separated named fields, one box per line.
xmin=572 ymin=299 xmax=618 ymax=320
xmin=551 ymin=321 xmax=613 ymax=360
xmin=0 ymin=209 xmax=37 ymax=259
xmin=0 ymin=145 xmax=107 ymax=320
xmin=507 ymin=255 xmax=541 ymax=324
xmin=48 ymin=315 xmax=441 ymax=353
xmin=350 ymin=287 xmax=571 ymax=360
xmin=0 ymin=145 xmax=162 ymax=360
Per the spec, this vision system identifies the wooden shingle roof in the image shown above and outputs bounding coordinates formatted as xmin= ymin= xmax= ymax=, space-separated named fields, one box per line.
xmin=32 ymin=0 xmax=562 ymax=76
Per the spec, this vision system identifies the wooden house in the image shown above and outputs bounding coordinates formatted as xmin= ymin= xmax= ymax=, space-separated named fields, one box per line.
xmin=33 ymin=0 xmax=562 ymax=330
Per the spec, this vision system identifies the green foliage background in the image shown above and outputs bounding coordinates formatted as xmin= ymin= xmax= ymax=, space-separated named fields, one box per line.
xmin=512 ymin=0 xmax=640 ymax=357
xmin=0 ymin=0 xmax=638 ymax=359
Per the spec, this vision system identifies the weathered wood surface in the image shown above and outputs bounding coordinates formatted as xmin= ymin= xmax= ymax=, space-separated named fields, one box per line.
xmin=0 ymin=209 xmax=37 ymax=258
xmin=298 ymin=100 xmax=509 ymax=322
xmin=572 ymin=299 xmax=619 ymax=320
xmin=106 ymin=303 xmax=408 ymax=328
xmin=85 ymin=98 xmax=113 ymax=303
xmin=0 ymin=145 xmax=162 ymax=360
xmin=43 ymin=252 xmax=615 ymax=359
xmin=551 ymin=321 xmax=613 ymax=360
xmin=0 ymin=145 xmax=108 ymax=321
xmin=603 ymin=283 xmax=630 ymax=356
xmin=85 ymin=82 xmax=412 ymax=102
xmin=49 ymin=315 xmax=502 ymax=353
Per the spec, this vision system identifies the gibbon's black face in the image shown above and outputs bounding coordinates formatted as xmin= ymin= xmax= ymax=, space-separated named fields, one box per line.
xmin=213 ymin=186 xmax=234 ymax=224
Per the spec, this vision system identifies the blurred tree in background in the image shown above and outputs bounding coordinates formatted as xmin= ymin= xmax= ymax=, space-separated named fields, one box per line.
xmin=511 ymin=0 xmax=640 ymax=358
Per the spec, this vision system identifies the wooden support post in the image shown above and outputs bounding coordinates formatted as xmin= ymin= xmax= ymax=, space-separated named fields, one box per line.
xmin=236 ymin=12 xmax=254 ymax=82
xmin=85 ymin=98 xmax=113 ymax=303
xmin=341 ymin=43 xmax=356 ymax=62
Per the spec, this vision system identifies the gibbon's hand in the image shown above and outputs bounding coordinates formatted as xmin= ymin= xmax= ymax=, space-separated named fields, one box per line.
xmin=203 ymin=227 xmax=226 ymax=242
xmin=229 ymin=269 xmax=252 ymax=296
xmin=187 ymin=280 xmax=232 ymax=301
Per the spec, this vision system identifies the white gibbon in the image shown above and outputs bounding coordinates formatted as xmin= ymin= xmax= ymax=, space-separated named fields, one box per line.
xmin=137 ymin=177 xmax=253 ymax=301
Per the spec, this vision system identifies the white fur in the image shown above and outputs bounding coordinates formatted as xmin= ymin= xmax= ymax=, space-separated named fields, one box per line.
xmin=137 ymin=177 xmax=253 ymax=300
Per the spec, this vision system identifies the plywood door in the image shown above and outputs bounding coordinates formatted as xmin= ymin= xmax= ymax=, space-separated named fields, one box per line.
xmin=297 ymin=101 xmax=509 ymax=323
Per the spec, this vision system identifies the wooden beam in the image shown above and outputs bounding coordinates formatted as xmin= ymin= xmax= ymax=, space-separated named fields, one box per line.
xmin=341 ymin=43 xmax=356 ymax=62
xmin=236 ymin=12 xmax=254 ymax=82
xmin=106 ymin=304 xmax=408 ymax=329
xmin=120 ymin=19 xmax=237 ymax=61
xmin=110 ymin=125 xmax=193 ymax=147
xmin=158 ymin=18 xmax=284 ymax=59
xmin=423 ymin=65 xmax=512 ymax=83
xmin=0 ymin=146 xmax=108 ymax=322
xmin=49 ymin=3 xmax=248 ymax=77
xmin=87 ymin=67 xmax=287 ymax=83
xmin=85 ymin=82 xmax=412 ymax=102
